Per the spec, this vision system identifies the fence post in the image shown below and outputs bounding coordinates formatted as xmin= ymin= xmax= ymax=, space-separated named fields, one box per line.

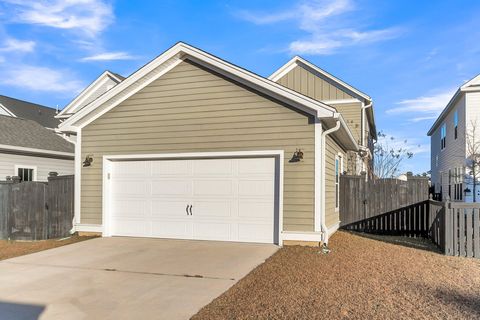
xmin=443 ymin=197 xmax=452 ymax=255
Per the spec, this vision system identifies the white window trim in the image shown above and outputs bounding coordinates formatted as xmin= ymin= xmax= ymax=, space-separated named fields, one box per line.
xmin=335 ymin=153 xmax=343 ymax=212
xmin=14 ymin=165 xmax=37 ymax=181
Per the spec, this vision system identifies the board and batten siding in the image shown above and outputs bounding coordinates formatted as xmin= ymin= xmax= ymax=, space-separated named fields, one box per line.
xmin=80 ymin=60 xmax=315 ymax=231
xmin=329 ymin=102 xmax=362 ymax=146
xmin=430 ymin=94 xmax=466 ymax=195
xmin=325 ymin=136 xmax=345 ymax=228
xmin=0 ymin=152 xmax=74 ymax=181
xmin=277 ymin=65 xmax=354 ymax=101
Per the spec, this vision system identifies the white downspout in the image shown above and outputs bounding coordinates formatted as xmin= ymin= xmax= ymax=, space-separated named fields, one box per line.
xmin=321 ymin=114 xmax=341 ymax=244
xmin=360 ymin=102 xmax=373 ymax=174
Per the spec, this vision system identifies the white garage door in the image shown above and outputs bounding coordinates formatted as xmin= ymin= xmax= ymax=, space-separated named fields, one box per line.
xmin=108 ymin=157 xmax=276 ymax=243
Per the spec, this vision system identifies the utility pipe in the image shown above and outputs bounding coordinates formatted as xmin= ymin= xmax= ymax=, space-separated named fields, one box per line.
xmin=321 ymin=114 xmax=341 ymax=244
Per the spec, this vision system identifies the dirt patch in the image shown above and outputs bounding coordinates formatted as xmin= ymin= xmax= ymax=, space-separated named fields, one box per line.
xmin=0 ymin=235 xmax=97 ymax=261
xmin=193 ymin=231 xmax=480 ymax=320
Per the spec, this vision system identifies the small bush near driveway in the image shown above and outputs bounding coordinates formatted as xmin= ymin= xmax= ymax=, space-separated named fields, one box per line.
xmin=193 ymin=231 xmax=480 ymax=320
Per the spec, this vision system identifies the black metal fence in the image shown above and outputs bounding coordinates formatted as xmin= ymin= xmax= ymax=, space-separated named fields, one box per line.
xmin=0 ymin=175 xmax=74 ymax=240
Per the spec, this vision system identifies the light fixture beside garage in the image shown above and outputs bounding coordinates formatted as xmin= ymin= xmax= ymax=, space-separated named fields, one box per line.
xmin=83 ymin=155 xmax=94 ymax=167
xmin=289 ymin=149 xmax=304 ymax=163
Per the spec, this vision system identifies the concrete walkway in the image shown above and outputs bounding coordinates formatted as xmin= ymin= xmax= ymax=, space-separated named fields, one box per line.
xmin=0 ymin=237 xmax=278 ymax=320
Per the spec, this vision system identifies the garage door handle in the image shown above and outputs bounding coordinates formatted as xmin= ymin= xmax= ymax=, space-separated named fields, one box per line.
xmin=189 ymin=205 xmax=193 ymax=216
xmin=186 ymin=205 xmax=190 ymax=215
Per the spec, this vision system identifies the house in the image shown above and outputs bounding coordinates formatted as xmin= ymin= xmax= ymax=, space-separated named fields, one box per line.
xmin=428 ymin=74 xmax=480 ymax=202
xmin=58 ymin=42 xmax=376 ymax=245
xmin=0 ymin=95 xmax=74 ymax=181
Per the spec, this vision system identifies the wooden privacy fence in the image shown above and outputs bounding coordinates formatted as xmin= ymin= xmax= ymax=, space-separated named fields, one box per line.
xmin=0 ymin=175 xmax=74 ymax=240
xmin=342 ymin=198 xmax=480 ymax=258
xmin=340 ymin=173 xmax=429 ymax=227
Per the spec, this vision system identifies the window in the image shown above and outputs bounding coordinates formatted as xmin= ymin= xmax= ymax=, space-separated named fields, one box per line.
xmin=440 ymin=123 xmax=446 ymax=150
xmin=15 ymin=165 xmax=36 ymax=182
xmin=448 ymin=169 xmax=451 ymax=199
xmin=335 ymin=155 xmax=342 ymax=210
xmin=454 ymin=111 xmax=458 ymax=140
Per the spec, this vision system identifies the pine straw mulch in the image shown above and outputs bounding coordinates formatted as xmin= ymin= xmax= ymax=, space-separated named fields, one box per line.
xmin=193 ymin=231 xmax=480 ymax=320
xmin=0 ymin=235 xmax=97 ymax=261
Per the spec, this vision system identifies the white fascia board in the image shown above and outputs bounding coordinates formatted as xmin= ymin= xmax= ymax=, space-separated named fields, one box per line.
xmin=0 ymin=144 xmax=74 ymax=158
xmin=59 ymin=42 xmax=338 ymax=131
xmin=57 ymin=71 xmax=121 ymax=118
xmin=0 ymin=103 xmax=16 ymax=117
xmin=321 ymin=98 xmax=361 ymax=105
xmin=427 ymin=89 xmax=461 ymax=136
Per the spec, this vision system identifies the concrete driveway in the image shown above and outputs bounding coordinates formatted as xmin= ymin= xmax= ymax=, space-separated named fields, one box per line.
xmin=0 ymin=237 xmax=277 ymax=320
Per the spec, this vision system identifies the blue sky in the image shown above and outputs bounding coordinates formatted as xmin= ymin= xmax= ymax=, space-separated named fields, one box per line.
xmin=0 ymin=0 xmax=479 ymax=174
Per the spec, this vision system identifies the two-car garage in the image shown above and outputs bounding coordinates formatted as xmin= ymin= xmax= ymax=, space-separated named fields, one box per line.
xmin=105 ymin=154 xmax=281 ymax=244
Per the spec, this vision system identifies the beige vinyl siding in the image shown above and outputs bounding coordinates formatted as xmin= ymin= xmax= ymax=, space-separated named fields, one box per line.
xmin=0 ymin=152 xmax=73 ymax=181
xmin=277 ymin=65 xmax=354 ymax=101
xmin=81 ymin=60 xmax=315 ymax=231
xmin=329 ymin=102 xmax=362 ymax=146
xmin=325 ymin=136 xmax=345 ymax=228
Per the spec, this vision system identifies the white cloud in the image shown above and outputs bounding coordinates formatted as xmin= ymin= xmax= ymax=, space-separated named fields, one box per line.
xmin=0 ymin=56 xmax=5 ymax=63
xmin=0 ymin=38 xmax=36 ymax=52
xmin=387 ymin=88 xmax=457 ymax=122
xmin=0 ymin=65 xmax=84 ymax=93
xmin=80 ymin=51 xmax=137 ymax=62
xmin=3 ymin=0 xmax=113 ymax=37
xmin=237 ymin=0 xmax=402 ymax=55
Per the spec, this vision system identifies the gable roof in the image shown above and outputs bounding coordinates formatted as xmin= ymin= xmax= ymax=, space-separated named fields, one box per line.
xmin=0 ymin=95 xmax=60 ymax=128
xmin=56 ymin=70 xmax=124 ymax=119
xmin=269 ymin=56 xmax=372 ymax=102
xmin=0 ymin=115 xmax=73 ymax=156
xmin=269 ymin=56 xmax=376 ymax=140
xmin=59 ymin=42 xmax=359 ymax=151
xmin=427 ymin=73 xmax=480 ymax=136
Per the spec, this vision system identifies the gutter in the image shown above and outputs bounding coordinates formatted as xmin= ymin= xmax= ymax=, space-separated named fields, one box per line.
xmin=361 ymin=101 xmax=373 ymax=146
xmin=321 ymin=114 xmax=341 ymax=244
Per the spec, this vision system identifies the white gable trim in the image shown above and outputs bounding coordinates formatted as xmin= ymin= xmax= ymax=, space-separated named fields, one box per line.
xmin=0 ymin=143 xmax=74 ymax=157
xmin=57 ymin=71 xmax=122 ymax=118
xmin=0 ymin=103 xmax=16 ymax=117
xmin=269 ymin=56 xmax=371 ymax=102
xmin=59 ymin=42 xmax=340 ymax=132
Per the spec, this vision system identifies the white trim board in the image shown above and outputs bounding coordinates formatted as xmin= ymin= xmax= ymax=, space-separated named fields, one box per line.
xmin=327 ymin=222 xmax=341 ymax=237
xmin=281 ymin=231 xmax=323 ymax=242
xmin=0 ymin=103 xmax=16 ymax=117
xmin=75 ymin=224 xmax=103 ymax=233
xmin=59 ymin=42 xmax=340 ymax=132
xmin=101 ymin=150 xmax=285 ymax=245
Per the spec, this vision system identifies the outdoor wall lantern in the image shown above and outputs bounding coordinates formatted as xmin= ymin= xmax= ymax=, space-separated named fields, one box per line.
xmin=83 ymin=155 xmax=94 ymax=167
xmin=464 ymin=187 xmax=471 ymax=195
xmin=289 ymin=149 xmax=304 ymax=163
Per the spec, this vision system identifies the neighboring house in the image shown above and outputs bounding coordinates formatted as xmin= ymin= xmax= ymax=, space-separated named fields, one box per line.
xmin=58 ymin=42 xmax=376 ymax=245
xmin=269 ymin=56 xmax=377 ymax=178
xmin=0 ymin=95 xmax=60 ymax=129
xmin=428 ymin=74 xmax=480 ymax=202
xmin=0 ymin=114 xmax=74 ymax=182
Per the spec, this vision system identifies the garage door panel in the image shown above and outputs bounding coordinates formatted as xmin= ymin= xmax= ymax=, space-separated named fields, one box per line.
xmin=151 ymin=200 xmax=191 ymax=218
xmin=238 ymin=179 xmax=274 ymax=197
xmin=193 ymin=222 xmax=232 ymax=241
xmin=109 ymin=157 xmax=277 ymax=243
xmin=192 ymin=200 xmax=232 ymax=218
xmin=151 ymin=160 xmax=191 ymax=176
xmin=151 ymin=180 xmax=192 ymax=196
xmin=111 ymin=199 xmax=147 ymax=218
xmin=193 ymin=180 xmax=233 ymax=196
xmin=112 ymin=180 xmax=148 ymax=196
xmin=238 ymin=223 xmax=273 ymax=243
xmin=193 ymin=159 xmax=233 ymax=175
xmin=238 ymin=200 xmax=273 ymax=219
xmin=151 ymin=220 xmax=192 ymax=239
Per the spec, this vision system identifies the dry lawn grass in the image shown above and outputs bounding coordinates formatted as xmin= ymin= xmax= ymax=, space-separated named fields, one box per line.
xmin=193 ymin=231 xmax=480 ymax=320
xmin=0 ymin=235 xmax=96 ymax=261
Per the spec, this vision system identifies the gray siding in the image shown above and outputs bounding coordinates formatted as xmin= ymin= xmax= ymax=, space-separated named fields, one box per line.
xmin=277 ymin=65 xmax=354 ymax=101
xmin=0 ymin=152 xmax=74 ymax=181
xmin=81 ymin=60 xmax=315 ymax=231
xmin=329 ymin=102 xmax=362 ymax=146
